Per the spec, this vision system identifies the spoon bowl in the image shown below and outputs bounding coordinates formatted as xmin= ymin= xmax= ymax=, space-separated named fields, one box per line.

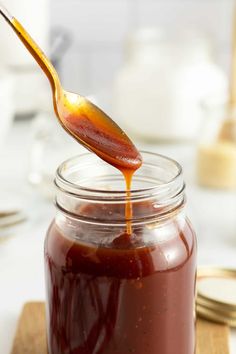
xmin=0 ymin=3 xmax=142 ymax=172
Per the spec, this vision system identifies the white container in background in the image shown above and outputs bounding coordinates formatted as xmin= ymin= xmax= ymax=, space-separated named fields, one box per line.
xmin=1 ymin=0 xmax=49 ymax=67
xmin=112 ymin=28 xmax=227 ymax=142
xmin=0 ymin=0 xmax=50 ymax=116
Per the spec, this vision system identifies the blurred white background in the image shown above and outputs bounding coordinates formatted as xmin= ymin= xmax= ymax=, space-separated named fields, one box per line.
xmin=51 ymin=0 xmax=234 ymax=95
xmin=1 ymin=1 xmax=236 ymax=353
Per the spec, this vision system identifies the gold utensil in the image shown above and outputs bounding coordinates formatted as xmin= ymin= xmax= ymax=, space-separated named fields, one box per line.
xmin=0 ymin=3 xmax=141 ymax=171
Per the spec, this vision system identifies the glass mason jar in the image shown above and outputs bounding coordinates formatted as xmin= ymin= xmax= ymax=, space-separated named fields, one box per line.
xmin=44 ymin=151 xmax=197 ymax=354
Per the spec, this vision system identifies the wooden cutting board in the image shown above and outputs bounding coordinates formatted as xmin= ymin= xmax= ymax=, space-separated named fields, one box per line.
xmin=11 ymin=302 xmax=230 ymax=354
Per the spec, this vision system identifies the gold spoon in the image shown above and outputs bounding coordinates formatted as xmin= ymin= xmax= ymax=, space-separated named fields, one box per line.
xmin=0 ymin=4 xmax=142 ymax=172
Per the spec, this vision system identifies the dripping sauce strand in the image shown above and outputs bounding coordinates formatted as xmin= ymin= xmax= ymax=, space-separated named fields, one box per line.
xmin=121 ymin=169 xmax=135 ymax=235
xmin=11 ymin=19 xmax=142 ymax=235
xmin=63 ymin=110 xmax=142 ymax=235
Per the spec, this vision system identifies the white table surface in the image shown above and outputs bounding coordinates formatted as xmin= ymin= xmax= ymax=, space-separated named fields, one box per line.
xmin=0 ymin=120 xmax=236 ymax=353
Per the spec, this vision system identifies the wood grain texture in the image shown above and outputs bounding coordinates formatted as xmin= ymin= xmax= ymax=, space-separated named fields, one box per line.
xmin=11 ymin=302 xmax=229 ymax=354
xmin=11 ymin=302 xmax=47 ymax=354
xmin=196 ymin=318 xmax=230 ymax=354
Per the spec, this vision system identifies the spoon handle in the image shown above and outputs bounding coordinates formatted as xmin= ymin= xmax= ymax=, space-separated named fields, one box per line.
xmin=0 ymin=3 xmax=60 ymax=96
xmin=0 ymin=3 xmax=13 ymax=23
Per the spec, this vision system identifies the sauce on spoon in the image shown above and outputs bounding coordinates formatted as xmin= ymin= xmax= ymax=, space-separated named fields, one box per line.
xmin=0 ymin=7 xmax=142 ymax=232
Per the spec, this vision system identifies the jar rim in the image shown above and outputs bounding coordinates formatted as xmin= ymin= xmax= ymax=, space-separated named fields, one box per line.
xmin=55 ymin=151 xmax=184 ymax=203
xmin=55 ymin=151 xmax=185 ymax=224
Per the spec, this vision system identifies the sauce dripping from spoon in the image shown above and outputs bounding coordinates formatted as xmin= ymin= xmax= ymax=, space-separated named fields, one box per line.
xmin=0 ymin=4 xmax=142 ymax=233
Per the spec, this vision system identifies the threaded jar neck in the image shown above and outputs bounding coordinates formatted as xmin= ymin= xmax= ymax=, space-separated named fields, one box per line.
xmin=55 ymin=151 xmax=185 ymax=225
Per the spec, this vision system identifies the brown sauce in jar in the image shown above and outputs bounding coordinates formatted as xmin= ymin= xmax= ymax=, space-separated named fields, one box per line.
xmin=45 ymin=202 xmax=196 ymax=354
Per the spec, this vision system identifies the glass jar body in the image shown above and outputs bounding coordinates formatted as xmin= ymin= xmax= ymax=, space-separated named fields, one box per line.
xmin=44 ymin=152 xmax=197 ymax=354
